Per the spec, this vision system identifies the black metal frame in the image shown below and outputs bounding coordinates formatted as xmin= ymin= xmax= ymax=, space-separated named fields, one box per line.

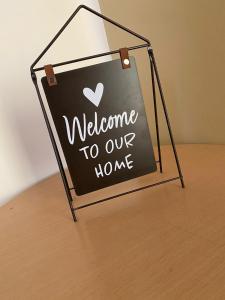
xmin=30 ymin=5 xmax=184 ymax=222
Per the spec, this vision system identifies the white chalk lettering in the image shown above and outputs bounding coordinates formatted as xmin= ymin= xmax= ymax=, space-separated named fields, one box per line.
xmin=105 ymin=133 xmax=136 ymax=154
xmin=125 ymin=154 xmax=133 ymax=169
xmin=105 ymin=139 xmax=114 ymax=154
xmin=63 ymin=110 xmax=139 ymax=145
xmin=114 ymin=136 xmax=123 ymax=150
xmin=79 ymin=144 xmax=99 ymax=159
xmin=90 ymin=144 xmax=99 ymax=159
xmin=94 ymin=154 xmax=134 ymax=178
xmin=124 ymin=133 xmax=136 ymax=148
xmin=104 ymin=162 xmax=113 ymax=176
xmin=79 ymin=145 xmax=89 ymax=159
xmin=114 ymin=160 xmax=125 ymax=170
xmin=63 ymin=115 xmax=86 ymax=144
xmin=95 ymin=164 xmax=104 ymax=178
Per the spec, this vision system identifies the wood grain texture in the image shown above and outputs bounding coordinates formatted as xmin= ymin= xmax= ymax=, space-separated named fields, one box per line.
xmin=0 ymin=145 xmax=225 ymax=300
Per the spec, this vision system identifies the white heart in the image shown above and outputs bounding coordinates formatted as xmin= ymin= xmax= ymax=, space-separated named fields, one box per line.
xmin=83 ymin=83 xmax=104 ymax=107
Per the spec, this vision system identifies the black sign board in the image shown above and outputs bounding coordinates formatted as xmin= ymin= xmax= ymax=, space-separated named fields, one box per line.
xmin=42 ymin=57 xmax=156 ymax=195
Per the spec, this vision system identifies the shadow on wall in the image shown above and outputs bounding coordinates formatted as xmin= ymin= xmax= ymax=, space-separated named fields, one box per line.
xmin=10 ymin=92 xmax=58 ymax=182
xmin=0 ymin=0 xmax=110 ymax=205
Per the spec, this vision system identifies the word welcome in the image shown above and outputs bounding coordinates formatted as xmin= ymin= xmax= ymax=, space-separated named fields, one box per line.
xmin=62 ymin=110 xmax=138 ymax=144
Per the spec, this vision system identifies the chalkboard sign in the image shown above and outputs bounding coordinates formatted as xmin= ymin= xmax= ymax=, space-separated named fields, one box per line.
xmin=41 ymin=57 xmax=156 ymax=195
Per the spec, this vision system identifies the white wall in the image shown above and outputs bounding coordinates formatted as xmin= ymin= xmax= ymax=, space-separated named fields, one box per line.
xmin=0 ymin=0 xmax=110 ymax=205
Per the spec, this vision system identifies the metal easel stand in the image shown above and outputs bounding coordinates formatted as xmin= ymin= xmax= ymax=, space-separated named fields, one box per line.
xmin=30 ymin=5 xmax=185 ymax=222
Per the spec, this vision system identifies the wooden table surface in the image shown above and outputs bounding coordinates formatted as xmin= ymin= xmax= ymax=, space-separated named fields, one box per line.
xmin=0 ymin=144 xmax=225 ymax=300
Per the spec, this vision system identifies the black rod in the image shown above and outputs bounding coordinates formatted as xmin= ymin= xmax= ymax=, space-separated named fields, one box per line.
xmin=148 ymin=48 xmax=185 ymax=188
xmin=149 ymin=52 xmax=163 ymax=173
xmin=32 ymin=43 xmax=149 ymax=72
xmin=81 ymin=5 xmax=150 ymax=45
xmin=31 ymin=5 xmax=82 ymax=71
xmin=31 ymin=72 xmax=77 ymax=222
xmin=31 ymin=5 xmax=150 ymax=71
xmin=74 ymin=177 xmax=180 ymax=210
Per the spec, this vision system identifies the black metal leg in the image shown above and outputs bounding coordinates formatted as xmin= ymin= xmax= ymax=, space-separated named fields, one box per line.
xmin=31 ymin=73 xmax=77 ymax=221
xmin=148 ymin=48 xmax=185 ymax=188
xmin=149 ymin=51 xmax=163 ymax=173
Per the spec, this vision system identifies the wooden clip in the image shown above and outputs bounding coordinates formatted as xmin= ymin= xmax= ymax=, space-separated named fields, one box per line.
xmin=44 ymin=64 xmax=57 ymax=86
xmin=119 ymin=48 xmax=130 ymax=69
